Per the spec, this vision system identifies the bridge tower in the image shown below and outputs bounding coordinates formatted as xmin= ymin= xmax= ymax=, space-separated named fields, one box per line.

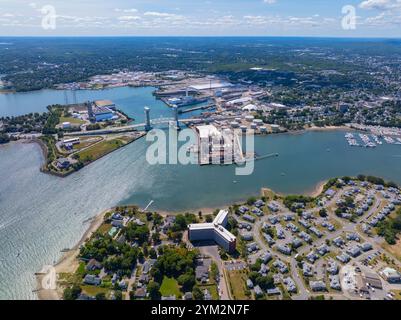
xmin=144 ymin=107 xmax=152 ymax=131
xmin=172 ymin=105 xmax=180 ymax=130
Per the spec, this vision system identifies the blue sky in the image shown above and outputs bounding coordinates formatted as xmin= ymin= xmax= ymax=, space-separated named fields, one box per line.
xmin=0 ymin=0 xmax=400 ymax=37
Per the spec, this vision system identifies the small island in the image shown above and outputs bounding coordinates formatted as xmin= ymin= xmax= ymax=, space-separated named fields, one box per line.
xmin=38 ymin=175 xmax=401 ymax=301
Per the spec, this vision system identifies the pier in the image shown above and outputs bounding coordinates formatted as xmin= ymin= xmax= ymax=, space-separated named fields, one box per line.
xmin=178 ymin=103 xmax=215 ymax=114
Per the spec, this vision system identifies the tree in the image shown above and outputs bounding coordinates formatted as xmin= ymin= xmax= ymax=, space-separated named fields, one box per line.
xmin=124 ymin=223 xmax=149 ymax=245
xmin=0 ymin=133 xmax=10 ymax=144
xmin=149 ymin=247 xmax=157 ymax=259
xmin=153 ymin=213 xmax=163 ymax=226
xmin=178 ymin=273 xmax=196 ymax=292
xmin=63 ymin=285 xmax=81 ymax=300
xmin=152 ymin=232 xmax=160 ymax=245
xmin=319 ymin=208 xmax=328 ymax=218
xmin=192 ymin=286 xmax=203 ymax=300
xmin=95 ymin=292 xmax=107 ymax=300
xmin=247 ymin=197 xmax=257 ymax=206
xmin=210 ymin=262 xmax=219 ymax=281
xmin=148 ymin=281 xmax=161 ymax=300
xmin=114 ymin=290 xmax=123 ymax=301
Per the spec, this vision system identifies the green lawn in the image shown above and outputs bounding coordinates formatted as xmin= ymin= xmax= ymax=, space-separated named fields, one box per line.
xmin=60 ymin=116 xmax=85 ymax=125
xmin=97 ymin=223 xmax=112 ymax=236
xmin=81 ymin=285 xmax=110 ymax=297
xmin=160 ymin=276 xmax=182 ymax=298
xmin=77 ymin=139 xmax=125 ymax=163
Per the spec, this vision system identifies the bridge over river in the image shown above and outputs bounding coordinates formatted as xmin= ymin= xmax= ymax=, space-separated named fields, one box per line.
xmin=64 ymin=115 xmax=238 ymax=136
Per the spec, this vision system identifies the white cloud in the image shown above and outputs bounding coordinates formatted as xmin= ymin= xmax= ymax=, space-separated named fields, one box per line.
xmin=263 ymin=0 xmax=277 ymax=4
xmin=118 ymin=16 xmax=141 ymax=21
xmin=115 ymin=8 xmax=138 ymax=13
xmin=359 ymin=0 xmax=401 ymax=10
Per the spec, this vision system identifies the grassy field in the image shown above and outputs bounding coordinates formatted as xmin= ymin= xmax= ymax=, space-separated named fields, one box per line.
xmin=71 ymin=137 xmax=103 ymax=151
xmin=226 ymin=269 xmax=251 ymax=300
xmin=97 ymin=223 xmax=112 ymax=236
xmin=59 ymin=116 xmax=86 ymax=125
xmin=391 ymin=290 xmax=401 ymax=300
xmin=81 ymin=285 xmax=110 ymax=297
xmin=382 ymin=239 xmax=401 ymax=263
xmin=77 ymin=138 xmax=127 ymax=163
xmin=160 ymin=276 xmax=182 ymax=298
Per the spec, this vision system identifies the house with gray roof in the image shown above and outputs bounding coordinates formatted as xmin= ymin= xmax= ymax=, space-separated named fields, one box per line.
xmin=306 ymin=251 xmax=319 ymax=263
xmin=247 ymin=279 xmax=254 ymax=289
xmin=287 ymin=223 xmax=299 ymax=233
xmin=273 ymin=260 xmax=288 ymax=273
xmin=336 ymin=253 xmax=351 ymax=263
xmin=346 ymin=245 xmax=362 ymax=258
xmin=260 ymin=252 xmax=273 ymax=264
xmin=83 ymin=274 xmax=101 ymax=286
xmin=292 ymin=237 xmax=303 ymax=249
xmin=266 ymin=287 xmax=281 ymax=296
xmin=243 ymin=214 xmax=255 ymax=223
xmin=283 ymin=277 xmax=297 ymax=293
xmin=360 ymin=242 xmax=373 ymax=252
xmin=299 ymin=231 xmax=312 ymax=243
xmin=263 ymin=233 xmax=275 ymax=246
xmin=329 ymin=275 xmax=341 ymax=290
xmin=277 ymin=245 xmax=292 ymax=256
xmin=302 ymin=262 xmax=314 ymax=277
xmin=310 ymin=281 xmax=327 ymax=292
xmin=254 ymin=285 xmax=263 ymax=297
xmin=316 ymin=244 xmax=330 ymax=256
xmin=327 ymin=260 xmax=339 ymax=275
xmin=310 ymin=227 xmax=323 ymax=238
xmin=333 ymin=237 xmax=345 ymax=247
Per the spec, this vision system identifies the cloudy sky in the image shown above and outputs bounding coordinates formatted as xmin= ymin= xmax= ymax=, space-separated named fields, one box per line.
xmin=0 ymin=0 xmax=401 ymax=37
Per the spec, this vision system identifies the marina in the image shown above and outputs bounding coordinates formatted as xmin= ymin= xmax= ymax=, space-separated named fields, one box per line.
xmin=345 ymin=132 xmax=401 ymax=148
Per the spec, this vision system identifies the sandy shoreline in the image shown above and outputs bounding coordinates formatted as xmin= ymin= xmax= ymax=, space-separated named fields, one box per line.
xmin=35 ymin=209 xmax=108 ymax=300
xmin=35 ymin=178 xmax=330 ymax=300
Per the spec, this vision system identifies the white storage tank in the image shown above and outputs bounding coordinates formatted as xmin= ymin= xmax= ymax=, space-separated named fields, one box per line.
xmin=230 ymin=121 xmax=240 ymax=128
xmin=271 ymin=124 xmax=280 ymax=133
xmin=245 ymin=115 xmax=254 ymax=122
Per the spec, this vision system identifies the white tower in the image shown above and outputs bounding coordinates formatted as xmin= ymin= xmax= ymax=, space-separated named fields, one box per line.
xmin=144 ymin=107 xmax=151 ymax=131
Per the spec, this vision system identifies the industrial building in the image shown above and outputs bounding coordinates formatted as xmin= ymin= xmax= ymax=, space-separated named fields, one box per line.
xmin=88 ymin=101 xmax=116 ymax=123
xmin=195 ymin=125 xmax=244 ymax=165
xmin=188 ymin=209 xmax=236 ymax=252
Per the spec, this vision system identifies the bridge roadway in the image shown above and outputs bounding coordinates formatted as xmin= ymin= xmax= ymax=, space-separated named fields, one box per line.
xmin=64 ymin=115 xmax=238 ymax=136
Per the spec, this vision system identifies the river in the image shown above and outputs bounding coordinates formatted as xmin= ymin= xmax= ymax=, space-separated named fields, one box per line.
xmin=0 ymin=86 xmax=401 ymax=299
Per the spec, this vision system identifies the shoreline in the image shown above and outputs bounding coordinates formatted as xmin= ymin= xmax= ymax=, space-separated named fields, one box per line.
xmin=35 ymin=209 xmax=108 ymax=300
xmin=36 ymin=178 xmax=331 ymax=300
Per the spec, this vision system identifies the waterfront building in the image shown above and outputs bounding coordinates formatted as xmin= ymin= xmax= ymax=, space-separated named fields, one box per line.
xmin=94 ymin=99 xmax=116 ymax=110
xmin=188 ymin=209 xmax=236 ymax=252
xmin=89 ymin=104 xmax=115 ymax=122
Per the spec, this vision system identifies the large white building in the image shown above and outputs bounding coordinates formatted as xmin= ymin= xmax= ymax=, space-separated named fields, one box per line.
xmin=188 ymin=210 xmax=236 ymax=252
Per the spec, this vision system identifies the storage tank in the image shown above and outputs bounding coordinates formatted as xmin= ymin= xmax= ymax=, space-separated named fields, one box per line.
xmin=245 ymin=115 xmax=254 ymax=122
xmin=230 ymin=121 xmax=240 ymax=128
